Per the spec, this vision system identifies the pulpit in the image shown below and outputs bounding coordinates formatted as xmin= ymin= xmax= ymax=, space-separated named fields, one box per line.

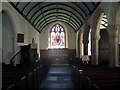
xmin=20 ymin=44 xmax=37 ymax=64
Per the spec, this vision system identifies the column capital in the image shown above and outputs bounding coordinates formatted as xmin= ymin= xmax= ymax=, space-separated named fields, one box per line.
xmin=92 ymin=34 xmax=100 ymax=41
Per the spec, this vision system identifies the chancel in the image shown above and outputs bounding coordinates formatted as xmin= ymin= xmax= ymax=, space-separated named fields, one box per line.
xmin=1 ymin=0 xmax=120 ymax=90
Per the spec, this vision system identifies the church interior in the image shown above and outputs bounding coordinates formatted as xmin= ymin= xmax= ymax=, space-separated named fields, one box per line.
xmin=1 ymin=0 xmax=120 ymax=90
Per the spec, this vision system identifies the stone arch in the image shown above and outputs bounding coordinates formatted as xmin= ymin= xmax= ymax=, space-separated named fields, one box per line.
xmin=76 ymin=30 xmax=80 ymax=57
xmin=83 ymin=22 xmax=91 ymax=55
xmin=79 ymin=29 xmax=84 ymax=59
xmin=91 ymin=7 xmax=104 ymax=40
xmin=91 ymin=7 xmax=105 ymax=65
xmin=91 ymin=3 xmax=119 ymax=67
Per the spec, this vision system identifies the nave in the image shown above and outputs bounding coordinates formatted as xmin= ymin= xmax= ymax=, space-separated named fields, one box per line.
xmin=2 ymin=61 xmax=75 ymax=90
xmin=2 ymin=58 xmax=120 ymax=90
xmin=1 ymin=1 xmax=120 ymax=90
xmin=40 ymin=65 xmax=74 ymax=90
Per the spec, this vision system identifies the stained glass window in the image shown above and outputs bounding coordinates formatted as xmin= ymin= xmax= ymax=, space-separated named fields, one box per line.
xmin=50 ymin=24 xmax=65 ymax=48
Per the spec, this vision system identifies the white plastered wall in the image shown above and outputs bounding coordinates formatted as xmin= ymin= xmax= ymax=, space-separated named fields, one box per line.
xmin=2 ymin=2 xmax=40 ymax=64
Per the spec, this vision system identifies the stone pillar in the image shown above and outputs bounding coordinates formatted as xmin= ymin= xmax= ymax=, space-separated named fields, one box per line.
xmin=76 ymin=31 xmax=79 ymax=57
xmin=108 ymin=26 xmax=119 ymax=67
xmin=78 ymin=35 xmax=80 ymax=57
xmin=83 ymin=41 xmax=89 ymax=55
xmin=91 ymin=35 xmax=100 ymax=65
xmin=79 ymin=31 xmax=83 ymax=59
xmin=0 ymin=8 xmax=2 ymax=63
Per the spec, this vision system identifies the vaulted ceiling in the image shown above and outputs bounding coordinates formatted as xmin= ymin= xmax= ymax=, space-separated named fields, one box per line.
xmin=9 ymin=1 xmax=101 ymax=33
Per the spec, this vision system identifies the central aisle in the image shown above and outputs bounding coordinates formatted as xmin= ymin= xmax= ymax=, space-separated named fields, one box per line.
xmin=40 ymin=65 xmax=75 ymax=90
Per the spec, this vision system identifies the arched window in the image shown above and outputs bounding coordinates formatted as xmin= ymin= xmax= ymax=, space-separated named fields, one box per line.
xmin=100 ymin=14 xmax=107 ymax=29
xmin=49 ymin=24 xmax=65 ymax=48
xmin=88 ymin=29 xmax=91 ymax=55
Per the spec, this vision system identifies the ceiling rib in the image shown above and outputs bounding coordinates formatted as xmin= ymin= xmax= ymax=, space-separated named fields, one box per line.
xmin=25 ymin=3 xmax=40 ymax=17
xmin=9 ymin=2 xmax=40 ymax=32
xmin=32 ymin=8 xmax=82 ymax=26
xmin=72 ymin=2 xmax=87 ymax=17
xmin=82 ymin=2 xmax=92 ymax=13
xmin=37 ymin=15 xmax=78 ymax=32
xmin=9 ymin=2 xmax=101 ymax=33
xmin=26 ymin=3 xmax=85 ymax=22
xmin=34 ymin=11 xmax=80 ymax=28
xmin=16 ymin=2 xmax=20 ymax=7
xmin=39 ymin=19 xmax=77 ymax=33
xmin=91 ymin=2 xmax=96 ymax=7
xmin=35 ymin=14 xmax=78 ymax=29
xmin=21 ymin=2 xmax=31 ymax=12
xmin=36 ymin=15 xmax=78 ymax=31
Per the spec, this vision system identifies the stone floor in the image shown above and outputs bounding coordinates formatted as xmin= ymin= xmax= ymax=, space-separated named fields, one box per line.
xmin=40 ymin=65 xmax=75 ymax=90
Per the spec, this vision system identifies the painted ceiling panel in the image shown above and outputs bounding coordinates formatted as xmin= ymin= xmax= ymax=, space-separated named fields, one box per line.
xmin=31 ymin=10 xmax=49 ymax=23
xmin=23 ymin=3 xmax=34 ymax=15
xmin=38 ymin=17 xmax=57 ymax=29
xmin=27 ymin=6 xmax=40 ymax=19
xmin=58 ymin=16 xmax=78 ymax=28
xmin=37 ymin=13 xmax=80 ymax=30
xmin=25 ymin=2 xmax=38 ymax=15
xmin=39 ymin=16 xmax=78 ymax=31
xmin=33 ymin=13 xmax=43 ymax=25
xmin=17 ymin=2 xmax=28 ymax=11
xmin=75 ymin=2 xmax=90 ymax=15
xmin=9 ymin=1 xmax=100 ymax=33
xmin=85 ymin=2 xmax=94 ymax=11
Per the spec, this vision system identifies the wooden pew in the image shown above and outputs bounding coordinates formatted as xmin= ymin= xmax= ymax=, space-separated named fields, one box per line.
xmin=27 ymin=72 xmax=34 ymax=89
xmin=2 ymin=60 xmax=51 ymax=90
xmin=71 ymin=64 xmax=120 ymax=90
